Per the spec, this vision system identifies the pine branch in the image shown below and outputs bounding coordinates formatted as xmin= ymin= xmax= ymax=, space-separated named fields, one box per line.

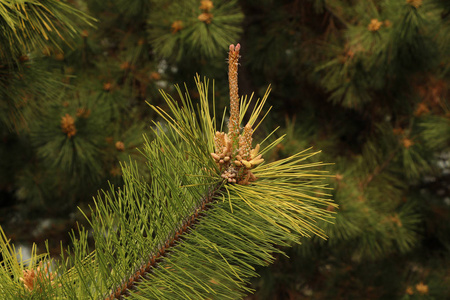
xmin=148 ymin=0 xmax=243 ymax=60
xmin=0 ymin=0 xmax=95 ymax=65
xmin=359 ymin=149 xmax=397 ymax=190
xmin=0 ymin=44 xmax=335 ymax=299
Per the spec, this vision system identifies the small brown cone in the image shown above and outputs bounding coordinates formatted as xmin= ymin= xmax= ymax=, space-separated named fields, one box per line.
xmin=198 ymin=13 xmax=213 ymax=24
xmin=199 ymin=0 xmax=213 ymax=11
xmin=368 ymin=19 xmax=383 ymax=32
xmin=61 ymin=114 xmax=77 ymax=138
xmin=407 ymin=0 xmax=422 ymax=8
xmin=171 ymin=20 xmax=183 ymax=33
xmin=115 ymin=141 xmax=125 ymax=151
xmin=402 ymin=138 xmax=414 ymax=149
xmin=415 ymin=282 xmax=429 ymax=295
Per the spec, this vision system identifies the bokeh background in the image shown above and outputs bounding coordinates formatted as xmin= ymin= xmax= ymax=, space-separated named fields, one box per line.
xmin=1 ymin=0 xmax=449 ymax=299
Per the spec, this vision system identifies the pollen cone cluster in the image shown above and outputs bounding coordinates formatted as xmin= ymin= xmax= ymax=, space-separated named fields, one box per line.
xmin=20 ymin=261 xmax=58 ymax=292
xmin=198 ymin=0 xmax=214 ymax=24
xmin=61 ymin=113 xmax=76 ymax=138
xmin=211 ymin=44 xmax=264 ymax=185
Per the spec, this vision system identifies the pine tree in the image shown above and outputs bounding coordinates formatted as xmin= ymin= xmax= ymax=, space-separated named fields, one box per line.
xmin=0 ymin=42 xmax=335 ymax=299
xmin=240 ymin=0 xmax=450 ymax=298
xmin=1 ymin=0 xmax=450 ymax=299
xmin=0 ymin=0 xmax=148 ymax=223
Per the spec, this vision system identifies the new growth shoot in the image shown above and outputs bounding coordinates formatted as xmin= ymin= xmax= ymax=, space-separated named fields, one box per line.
xmin=211 ymin=44 xmax=264 ymax=185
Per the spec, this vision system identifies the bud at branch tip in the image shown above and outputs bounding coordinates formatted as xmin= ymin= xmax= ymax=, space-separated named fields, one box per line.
xmin=229 ymin=43 xmax=240 ymax=52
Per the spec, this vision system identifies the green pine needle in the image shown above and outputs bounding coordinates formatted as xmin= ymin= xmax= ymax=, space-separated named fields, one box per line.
xmin=0 ymin=74 xmax=335 ymax=299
